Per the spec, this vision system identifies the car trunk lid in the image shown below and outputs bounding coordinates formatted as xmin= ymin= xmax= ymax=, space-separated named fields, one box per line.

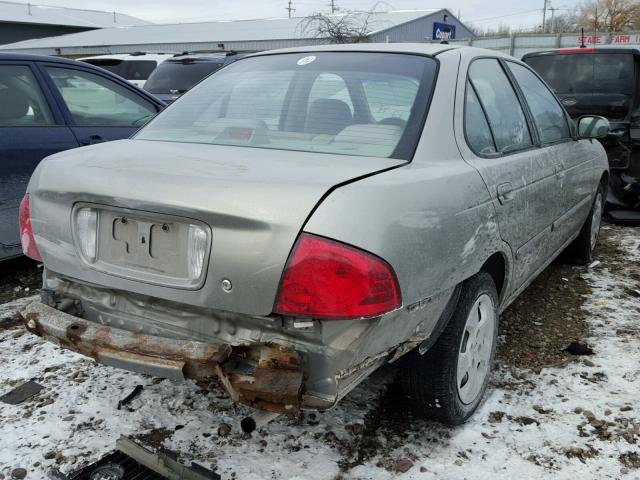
xmin=28 ymin=139 xmax=404 ymax=316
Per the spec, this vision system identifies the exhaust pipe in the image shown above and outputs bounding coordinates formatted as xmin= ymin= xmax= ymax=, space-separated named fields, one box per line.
xmin=240 ymin=411 xmax=280 ymax=433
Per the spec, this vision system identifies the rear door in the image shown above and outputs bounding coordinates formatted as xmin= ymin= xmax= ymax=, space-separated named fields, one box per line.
xmin=38 ymin=64 xmax=160 ymax=146
xmin=0 ymin=61 xmax=78 ymax=255
xmin=505 ymin=61 xmax=595 ymax=246
xmin=455 ymin=57 xmax=561 ymax=290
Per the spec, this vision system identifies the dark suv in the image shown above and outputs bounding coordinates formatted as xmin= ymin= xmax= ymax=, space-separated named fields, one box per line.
xmin=143 ymin=51 xmax=245 ymax=104
xmin=523 ymin=47 xmax=640 ymax=217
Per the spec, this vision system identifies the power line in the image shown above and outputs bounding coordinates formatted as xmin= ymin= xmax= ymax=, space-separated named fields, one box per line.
xmin=466 ymin=8 xmax=540 ymax=24
xmin=286 ymin=0 xmax=295 ymax=18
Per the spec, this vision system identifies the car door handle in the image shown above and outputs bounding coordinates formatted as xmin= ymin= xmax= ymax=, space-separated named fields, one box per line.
xmin=80 ymin=135 xmax=105 ymax=146
xmin=554 ymin=163 xmax=565 ymax=179
xmin=497 ymin=183 xmax=514 ymax=205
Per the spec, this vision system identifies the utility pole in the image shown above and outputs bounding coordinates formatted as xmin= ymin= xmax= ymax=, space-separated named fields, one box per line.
xmin=542 ymin=0 xmax=548 ymax=33
xmin=549 ymin=6 xmax=557 ymax=33
xmin=329 ymin=0 xmax=337 ymax=14
xmin=285 ymin=0 xmax=295 ymax=18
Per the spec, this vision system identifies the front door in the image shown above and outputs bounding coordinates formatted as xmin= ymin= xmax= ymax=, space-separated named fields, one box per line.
xmin=0 ymin=62 xmax=78 ymax=257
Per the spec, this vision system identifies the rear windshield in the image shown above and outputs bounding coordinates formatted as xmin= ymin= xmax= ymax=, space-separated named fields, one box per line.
xmin=136 ymin=52 xmax=437 ymax=160
xmin=143 ymin=61 xmax=224 ymax=94
xmin=82 ymin=59 xmax=158 ymax=81
xmin=524 ymin=52 xmax=634 ymax=94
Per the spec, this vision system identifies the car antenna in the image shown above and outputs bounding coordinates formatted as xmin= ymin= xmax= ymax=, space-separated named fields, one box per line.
xmin=580 ymin=28 xmax=587 ymax=48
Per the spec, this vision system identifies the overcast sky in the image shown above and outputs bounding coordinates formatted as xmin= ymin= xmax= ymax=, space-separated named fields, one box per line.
xmin=14 ymin=0 xmax=582 ymax=30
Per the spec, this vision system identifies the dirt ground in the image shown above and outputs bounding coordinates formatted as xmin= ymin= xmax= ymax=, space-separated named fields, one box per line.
xmin=1 ymin=221 xmax=638 ymax=479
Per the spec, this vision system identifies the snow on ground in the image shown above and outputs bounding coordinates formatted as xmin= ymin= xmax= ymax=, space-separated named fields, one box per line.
xmin=0 ymin=226 xmax=638 ymax=480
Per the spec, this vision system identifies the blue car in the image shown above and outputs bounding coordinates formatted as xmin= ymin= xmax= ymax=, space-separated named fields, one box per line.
xmin=0 ymin=53 xmax=165 ymax=260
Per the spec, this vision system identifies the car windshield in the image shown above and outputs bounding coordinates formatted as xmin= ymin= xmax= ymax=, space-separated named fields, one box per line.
xmin=82 ymin=59 xmax=158 ymax=81
xmin=143 ymin=60 xmax=225 ymax=94
xmin=136 ymin=52 xmax=437 ymax=160
xmin=525 ymin=52 xmax=634 ymax=95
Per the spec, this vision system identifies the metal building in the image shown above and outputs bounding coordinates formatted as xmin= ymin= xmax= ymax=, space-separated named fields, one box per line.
xmin=0 ymin=0 xmax=150 ymax=45
xmin=0 ymin=8 xmax=474 ymax=56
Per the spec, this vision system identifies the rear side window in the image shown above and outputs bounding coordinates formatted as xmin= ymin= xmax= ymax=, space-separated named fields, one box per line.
xmin=0 ymin=65 xmax=54 ymax=126
xmin=83 ymin=60 xmax=157 ymax=81
xmin=47 ymin=67 xmax=157 ymax=127
xmin=464 ymin=81 xmax=496 ymax=155
xmin=468 ymin=59 xmax=532 ymax=154
xmin=137 ymin=52 xmax=437 ymax=160
xmin=143 ymin=61 xmax=224 ymax=94
xmin=507 ymin=62 xmax=570 ymax=144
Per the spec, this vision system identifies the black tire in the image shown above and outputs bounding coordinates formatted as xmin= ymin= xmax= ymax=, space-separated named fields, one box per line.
xmin=399 ymin=273 xmax=498 ymax=425
xmin=564 ymin=182 xmax=606 ymax=265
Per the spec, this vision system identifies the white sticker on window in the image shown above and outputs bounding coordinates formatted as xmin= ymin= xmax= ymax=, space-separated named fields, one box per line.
xmin=297 ymin=56 xmax=316 ymax=66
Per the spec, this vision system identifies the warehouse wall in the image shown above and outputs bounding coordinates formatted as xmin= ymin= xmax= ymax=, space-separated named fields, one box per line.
xmin=0 ymin=22 xmax=89 ymax=44
xmin=368 ymin=10 xmax=475 ymax=43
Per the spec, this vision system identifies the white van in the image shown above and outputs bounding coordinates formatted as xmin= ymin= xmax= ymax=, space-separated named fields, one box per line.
xmin=79 ymin=52 xmax=176 ymax=88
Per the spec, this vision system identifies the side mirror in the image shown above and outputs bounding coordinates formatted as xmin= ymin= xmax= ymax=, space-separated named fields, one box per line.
xmin=577 ymin=115 xmax=610 ymax=139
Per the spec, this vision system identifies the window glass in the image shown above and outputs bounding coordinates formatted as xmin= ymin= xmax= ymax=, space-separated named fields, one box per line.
xmin=363 ymin=76 xmax=418 ymax=123
xmin=468 ymin=59 xmax=532 ymax=153
xmin=465 ymin=81 xmax=496 ymax=154
xmin=524 ymin=53 xmax=633 ymax=95
xmin=47 ymin=67 xmax=157 ymax=127
xmin=508 ymin=62 xmax=570 ymax=144
xmin=226 ymin=71 xmax=293 ymax=130
xmin=143 ymin=61 xmax=224 ymax=94
xmin=137 ymin=52 xmax=437 ymax=160
xmin=0 ymin=65 xmax=54 ymax=126
xmin=83 ymin=59 xmax=158 ymax=81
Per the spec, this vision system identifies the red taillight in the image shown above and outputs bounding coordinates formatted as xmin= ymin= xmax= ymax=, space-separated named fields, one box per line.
xmin=18 ymin=194 xmax=42 ymax=261
xmin=274 ymin=233 xmax=401 ymax=320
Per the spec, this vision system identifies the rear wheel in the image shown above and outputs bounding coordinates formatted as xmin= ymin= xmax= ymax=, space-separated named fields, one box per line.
xmin=564 ymin=182 xmax=605 ymax=265
xmin=399 ymin=273 xmax=498 ymax=425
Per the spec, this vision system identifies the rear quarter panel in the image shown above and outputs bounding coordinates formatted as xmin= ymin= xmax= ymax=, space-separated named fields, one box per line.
xmin=305 ymin=50 xmax=511 ymax=354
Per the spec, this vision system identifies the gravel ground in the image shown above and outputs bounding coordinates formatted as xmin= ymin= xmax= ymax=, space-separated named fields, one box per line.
xmin=0 ymin=222 xmax=638 ymax=479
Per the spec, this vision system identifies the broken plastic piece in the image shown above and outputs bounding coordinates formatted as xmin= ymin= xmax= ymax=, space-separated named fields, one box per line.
xmin=0 ymin=381 xmax=44 ymax=405
xmin=117 ymin=384 xmax=144 ymax=410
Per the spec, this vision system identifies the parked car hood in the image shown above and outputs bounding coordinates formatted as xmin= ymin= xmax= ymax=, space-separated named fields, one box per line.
xmin=28 ymin=139 xmax=405 ymax=315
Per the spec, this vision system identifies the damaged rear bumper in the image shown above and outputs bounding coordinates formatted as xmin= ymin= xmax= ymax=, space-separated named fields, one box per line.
xmin=22 ymin=302 xmax=305 ymax=414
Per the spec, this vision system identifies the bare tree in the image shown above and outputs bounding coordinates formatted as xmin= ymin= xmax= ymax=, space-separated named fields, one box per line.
xmin=579 ymin=0 xmax=640 ymax=32
xmin=300 ymin=3 xmax=391 ymax=44
xmin=545 ymin=12 xmax=581 ymax=33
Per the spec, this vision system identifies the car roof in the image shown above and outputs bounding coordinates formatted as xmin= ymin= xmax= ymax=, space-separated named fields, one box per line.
xmin=167 ymin=52 xmax=235 ymax=62
xmin=256 ymin=42 xmax=461 ymax=57
xmin=0 ymin=52 xmax=90 ymax=65
xmin=79 ymin=52 xmax=177 ymax=61
xmin=249 ymin=43 xmax=518 ymax=62
xmin=523 ymin=46 xmax=640 ymax=58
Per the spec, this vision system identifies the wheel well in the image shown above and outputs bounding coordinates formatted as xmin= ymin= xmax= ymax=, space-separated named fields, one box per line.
xmin=480 ymin=253 xmax=506 ymax=299
xmin=600 ymin=171 xmax=609 ymax=189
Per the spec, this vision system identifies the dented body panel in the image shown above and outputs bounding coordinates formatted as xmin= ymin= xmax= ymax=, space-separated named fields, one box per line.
xmin=22 ymin=44 xmax=609 ymax=414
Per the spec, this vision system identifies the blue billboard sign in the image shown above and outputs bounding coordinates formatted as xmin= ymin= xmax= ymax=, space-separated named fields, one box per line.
xmin=433 ymin=22 xmax=456 ymax=40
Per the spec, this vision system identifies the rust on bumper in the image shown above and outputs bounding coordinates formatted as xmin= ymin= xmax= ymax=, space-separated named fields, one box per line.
xmin=21 ymin=302 xmax=304 ymax=413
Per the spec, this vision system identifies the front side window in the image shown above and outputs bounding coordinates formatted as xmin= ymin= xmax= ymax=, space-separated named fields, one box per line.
xmin=0 ymin=65 xmax=54 ymax=126
xmin=507 ymin=62 xmax=571 ymax=144
xmin=46 ymin=67 xmax=157 ymax=127
xmin=468 ymin=59 xmax=532 ymax=154
xmin=136 ymin=52 xmax=437 ymax=160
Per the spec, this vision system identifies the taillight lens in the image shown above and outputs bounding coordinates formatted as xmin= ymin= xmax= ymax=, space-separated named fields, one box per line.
xmin=18 ymin=194 xmax=42 ymax=261
xmin=75 ymin=207 xmax=98 ymax=262
xmin=274 ymin=233 xmax=401 ymax=320
xmin=187 ymin=224 xmax=208 ymax=279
